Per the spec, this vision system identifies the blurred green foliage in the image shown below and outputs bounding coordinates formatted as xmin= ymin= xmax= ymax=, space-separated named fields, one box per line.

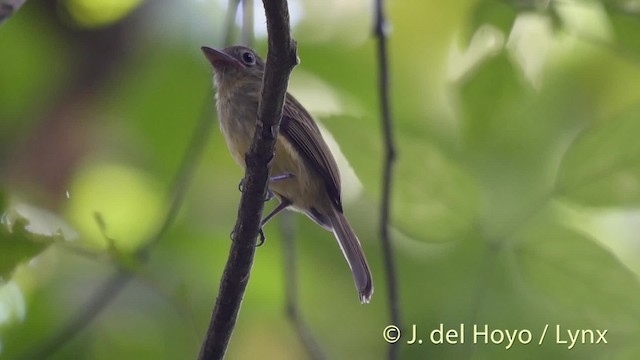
xmin=0 ymin=216 xmax=51 ymax=281
xmin=1 ymin=0 xmax=640 ymax=359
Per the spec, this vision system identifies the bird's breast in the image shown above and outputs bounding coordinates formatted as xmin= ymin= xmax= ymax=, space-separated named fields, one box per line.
xmin=215 ymin=88 xmax=332 ymax=215
xmin=216 ymin=92 xmax=258 ymax=168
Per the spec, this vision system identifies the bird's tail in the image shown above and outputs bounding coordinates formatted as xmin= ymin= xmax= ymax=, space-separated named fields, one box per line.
xmin=329 ymin=207 xmax=373 ymax=304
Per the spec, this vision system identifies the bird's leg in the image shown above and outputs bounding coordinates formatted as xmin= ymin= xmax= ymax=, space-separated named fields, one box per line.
xmin=235 ymin=174 xmax=294 ymax=246
xmin=269 ymin=173 xmax=294 ymax=182
xmin=261 ymin=198 xmax=291 ymax=228
xmin=238 ymin=173 xmax=294 ymax=201
xmin=263 ymin=188 xmax=274 ymax=202
xmin=263 ymin=173 xmax=294 ymax=201
xmin=256 ymin=198 xmax=291 ymax=246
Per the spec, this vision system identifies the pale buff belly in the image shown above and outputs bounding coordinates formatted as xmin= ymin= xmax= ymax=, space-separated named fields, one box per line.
xmin=218 ymin=111 xmax=331 ymax=216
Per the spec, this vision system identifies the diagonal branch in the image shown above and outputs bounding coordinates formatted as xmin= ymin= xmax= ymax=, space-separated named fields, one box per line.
xmin=0 ymin=0 xmax=27 ymax=25
xmin=197 ymin=0 xmax=298 ymax=358
xmin=374 ymin=0 xmax=402 ymax=359
xmin=17 ymin=94 xmax=215 ymax=360
xmin=15 ymin=2 xmax=246 ymax=357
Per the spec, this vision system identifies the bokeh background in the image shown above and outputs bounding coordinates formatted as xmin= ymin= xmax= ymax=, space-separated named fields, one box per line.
xmin=2 ymin=0 xmax=640 ymax=359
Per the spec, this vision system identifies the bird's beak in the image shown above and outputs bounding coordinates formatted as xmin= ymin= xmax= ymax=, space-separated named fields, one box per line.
xmin=201 ymin=46 xmax=242 ymax=69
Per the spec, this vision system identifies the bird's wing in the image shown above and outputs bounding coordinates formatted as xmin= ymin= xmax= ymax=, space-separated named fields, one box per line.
xmin=280 ymin=93 xmax=343 ymax=211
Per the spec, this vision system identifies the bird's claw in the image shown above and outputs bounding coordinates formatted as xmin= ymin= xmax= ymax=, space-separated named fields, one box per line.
xmin=264 ymin=189 xmax=274 ymax=202
xmin=229 ymin=228 xmax=266 ymax=247
xmin=257 ymin=229 xmax=266 ymax=247
xmin=238 ymin=178 xmax=246 ymax=193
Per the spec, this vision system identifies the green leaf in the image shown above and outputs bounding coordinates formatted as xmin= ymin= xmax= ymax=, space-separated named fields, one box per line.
xmin=606 ymin=5 xmax=640 ymax=56
xmin=548 ymin=4 xmax=564 ymax=33
xmin=459 ymin=52 xmax=556 ymax=235
xmin=514 ymin=223 xmax=640 ymax=338
xmin=459 ymin=52 xmax=531 ymax=152
xmin=0 ymin=217 xmax=52 ymax=280
xmin=556 ymin=104 xmax=640 ymax=207
xmin=393 ymin=138 xmax=480 ymax=242
xmin=464 ymin=0 xmax=518 ymax=45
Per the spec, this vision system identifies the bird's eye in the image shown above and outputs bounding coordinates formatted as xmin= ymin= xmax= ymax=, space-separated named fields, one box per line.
xmin=241 ymin=51 xmax=256 ymax=66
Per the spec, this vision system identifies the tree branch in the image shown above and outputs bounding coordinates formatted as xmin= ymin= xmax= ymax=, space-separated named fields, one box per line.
xmin=239 ymin=1 xmax=322 ymax=357
xmin=0 ymin=0 xmax=26 ymax=25
xmin=197 ymin=0 xmax=298 ymax=358
xmin=374 ymin=0 xmax=402 ymax=359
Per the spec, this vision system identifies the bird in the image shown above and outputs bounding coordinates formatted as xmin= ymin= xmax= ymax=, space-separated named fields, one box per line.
xmin=202 ymin=45 xmax=373 ymax=304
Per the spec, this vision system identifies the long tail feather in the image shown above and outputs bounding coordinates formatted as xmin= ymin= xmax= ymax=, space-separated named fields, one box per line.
xmin=329 ymin=208 xmax=373 ymax=304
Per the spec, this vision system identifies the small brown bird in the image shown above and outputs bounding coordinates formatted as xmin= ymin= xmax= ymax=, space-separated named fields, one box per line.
xmin=202 ymin=45 xmax=373 ymax=303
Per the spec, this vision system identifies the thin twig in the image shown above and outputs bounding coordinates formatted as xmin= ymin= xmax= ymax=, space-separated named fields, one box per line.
xmin=18 ymin=95 xmax=215 ymax=360
xmin=17 ymin=270 xmax=132 ymax=360
xmin=223 ymin=0 xmax=241 ymax=47
xmin=280 ymin=212 xmax=326 ymax=360
xmin=197 ymin=0 xmax=297 ymax=358
xmin=241 ymin=0 xmax=254 ymax=47
xmin=374 ymin=0 xmax=401 ymax=359
xmin=0 ymin=0 xmax=27 ymax=25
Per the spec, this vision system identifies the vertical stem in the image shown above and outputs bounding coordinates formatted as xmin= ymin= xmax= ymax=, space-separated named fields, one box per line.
xmin=241 ymin=0 xmax=255 ymax=46
xmin=223 ymin=0 xmax=241 ymax=47
xmin=373 ymin=0 xmax=401 ymax=359
xmin=280 ymin=213 xmax=326 ymax=360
